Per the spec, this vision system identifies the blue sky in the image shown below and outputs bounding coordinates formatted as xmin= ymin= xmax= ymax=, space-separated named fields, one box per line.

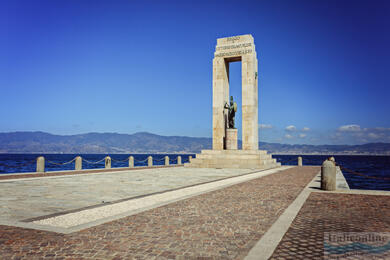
xmin=1 ymin=0 xmax=389 ymax=145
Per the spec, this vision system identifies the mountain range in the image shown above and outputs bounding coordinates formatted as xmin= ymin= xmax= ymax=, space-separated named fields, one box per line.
xmin=0 ymin=131 xmax=389 ymax=155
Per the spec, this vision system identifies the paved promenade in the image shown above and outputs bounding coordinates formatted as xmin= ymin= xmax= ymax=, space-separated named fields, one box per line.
xmin=0 ymin=166 xmax=389 ymax=259
xmin=0 ymin=167 xmax=255 ymax=223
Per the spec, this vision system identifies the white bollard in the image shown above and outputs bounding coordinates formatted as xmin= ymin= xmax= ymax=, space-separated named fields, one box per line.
xmin=36 ymin=156 xmax=45 ymax=173
xmin=165 ymin=156 xmax=169 ymax=166
xmin=105 ymin=156 xmax=111 ymax=169
xmin=329 ymin=156 xmax=336 ymax=165
xmin=148 ymin=156 xmax=153 ymax=167
xmin=177 ymin=156 xmax=182 ymax=165
xmin=298 ymin=156 xmax=302 ymax=166
xmin=129 ymin=156 xmax=134 ymax=168
xmin=75 ymin=156 xmax=82 ymax=171
xmin=321 ymin=160 xmax=336 ymax=191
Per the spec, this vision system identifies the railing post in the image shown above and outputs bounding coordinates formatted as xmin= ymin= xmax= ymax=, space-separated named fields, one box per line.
xmin=321 ymin=160 xmax=336 ymax=191
xmin=129 ymin=156 xmax=134 ymax=168
xmin=165 ymin=156 xmax=169 ymax=166
xmin=177 ymin=156 xmax=182 ymax=165
xmin=75 ymin=156 xmax=82 ymax=171
xmin=105 ymin=156 xmax=111 ymax=169
xmin=148 ymin=156 xmax=153 ymax=167
xmin=329 ymin=156 xmax=336 ymax=165
xmin=189 ymin=155 xmax=192 ymax=163
xmin=298 ymin=156 xmax=302 ymax=166
xmin=36 ymin=156 xmax=45 ymax=173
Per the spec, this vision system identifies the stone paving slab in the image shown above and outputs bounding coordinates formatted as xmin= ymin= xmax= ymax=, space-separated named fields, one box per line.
xmin=270 ymin=192 xmax=390 ymax=259
xmin=0 ymin=167 xmax=258 ymax=222
xmin=30 ymin=167 xmax=289 ymax=233
xmin=0 ymin=166 xmax=319 ymax=259
xmin=0 ymin=165 xmax=181 ymax=180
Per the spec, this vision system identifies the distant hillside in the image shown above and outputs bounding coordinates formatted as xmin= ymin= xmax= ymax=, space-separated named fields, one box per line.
xmin=0 ymin=131 xmax=210 ymax=154
xmin=0 ymin=131 xmax=389 ymax=155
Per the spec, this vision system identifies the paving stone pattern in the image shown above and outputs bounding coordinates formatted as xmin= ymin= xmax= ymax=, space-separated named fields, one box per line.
xmin=0 ymin=167 xmax=318 ymax=259
xmin=270 ymin=192 xmax=390 ymax=259
xmin=0 ymin=167 xmax=254 ymax=222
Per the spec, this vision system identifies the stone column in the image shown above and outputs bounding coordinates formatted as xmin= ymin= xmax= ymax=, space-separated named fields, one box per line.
xmin=165 ymin=156 xmax=169 ymax=166
xmin=148 ymin=156 xmax=153 ymax=167
xmin=212 ymin=57 xmax=229 ymax=150
xmin=242 ymin=53 xmax=258 ymax=150
xmin=177 ymin=156 xmax=182 ymax=165
xmin=189 ymin=156 xmax=192 ymax=163
xmin=129 ymin=156 xmax=134 ymax=168
xmin=75 ymin=156 xmax=82 ymax=171
xmin=105 ymin=156 xmax=111 ymax=169
xmin=298 ymin=156 xmax=302 ymax=166
xmin=321 ymin=160 xmax=336 ymax=191
xmin=36 ymin=156 xmax=45 ymax=173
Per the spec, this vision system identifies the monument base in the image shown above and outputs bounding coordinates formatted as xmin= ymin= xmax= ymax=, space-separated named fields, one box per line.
xmin=225 ymin=129 xmax=238 ymax=150
xmin=184 ymin=150 xmax=281 ymax=169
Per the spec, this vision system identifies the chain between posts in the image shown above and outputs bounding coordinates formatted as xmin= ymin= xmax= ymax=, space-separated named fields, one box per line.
xmin=46 ymin=157 xmax=77 ymax=166
xmin=277 ymin=157 xmax=298 ymax=165
xmin=82 ymin=158 xmax=106 ymax=164
xmin=134 ymin=158 xmax=149 ymax=163
xmin=110 ymin=158 xmax=129 ymax=163
xmin=336 ymin=163 xmax=390 ymax=181
xmin=0 ymin=159 xmax=36 ymax=168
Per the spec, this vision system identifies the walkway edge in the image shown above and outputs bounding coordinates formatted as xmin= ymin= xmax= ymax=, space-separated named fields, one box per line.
xmin=245 ymin=169 xmax=319 ymax=260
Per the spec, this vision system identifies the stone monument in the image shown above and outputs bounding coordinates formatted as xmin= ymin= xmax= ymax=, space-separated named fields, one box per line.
xmin=185 ymin=34 xmax=280 ymax=169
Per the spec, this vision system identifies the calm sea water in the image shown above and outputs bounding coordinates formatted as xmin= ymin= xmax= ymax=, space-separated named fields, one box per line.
xmin=273 ymin=155 xmax=390 ymax=191
xmin=0 ymin=154 xmax=389 ymax=191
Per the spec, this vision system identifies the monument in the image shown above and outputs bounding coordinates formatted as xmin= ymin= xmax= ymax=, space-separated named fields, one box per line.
xmin=185 ymin=34 xmax=280 ymax=169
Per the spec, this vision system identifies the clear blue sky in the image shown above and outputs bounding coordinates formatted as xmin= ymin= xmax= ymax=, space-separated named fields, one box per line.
xmin=1 ymin=0 xmax=389 ymax=145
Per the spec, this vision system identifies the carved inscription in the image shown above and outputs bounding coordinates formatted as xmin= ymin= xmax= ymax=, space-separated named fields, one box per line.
xmin=215 ymin=49 xmax=252 ymax=58
xmin=226 ymin=36 xmax=240 ymax=42
xmin=216 ymin=43 xmax=252 ymax=51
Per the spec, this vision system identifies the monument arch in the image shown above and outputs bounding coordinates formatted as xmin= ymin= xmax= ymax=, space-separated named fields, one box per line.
xmin=212 ymin=34 xmax=258 ymax=150
xmin=185 ymin=34 xmax=279 ymax=169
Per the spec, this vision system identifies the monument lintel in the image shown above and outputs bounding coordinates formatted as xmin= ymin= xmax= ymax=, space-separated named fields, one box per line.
xmin=214 ymin=34 xmax=256 ymax=59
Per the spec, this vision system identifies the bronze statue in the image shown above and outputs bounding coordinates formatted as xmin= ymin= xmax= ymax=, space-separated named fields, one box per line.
xmin=224 ymin=96 xmax=238 ymax=129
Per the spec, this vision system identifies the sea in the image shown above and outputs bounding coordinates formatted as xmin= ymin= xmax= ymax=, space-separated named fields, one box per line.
xmin=0 ymin=154 xmax=389 ymax=191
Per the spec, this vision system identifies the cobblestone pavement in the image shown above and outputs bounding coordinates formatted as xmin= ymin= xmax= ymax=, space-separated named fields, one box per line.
xmin=0 ymin=166 xmax=318 ymax=259
xmin=270 ymin=192 xmax=390 ymax=259
xmin=0 ymin=167 xmax=256 ymax=222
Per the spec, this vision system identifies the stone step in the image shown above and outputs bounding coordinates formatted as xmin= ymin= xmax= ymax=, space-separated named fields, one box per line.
xmin=187 ymin=158 xmax=279 ymax=169
xmin=196 ymin=154 xmax=272 ymax=160
xmin=191 ymin=157 xmax=275 ymax=164
xmin=200 ymin=149 xmax=268 ymax=156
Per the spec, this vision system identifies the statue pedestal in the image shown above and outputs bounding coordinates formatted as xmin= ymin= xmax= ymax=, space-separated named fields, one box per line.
xmin=225 ymin=129 xmax=238 ymax=150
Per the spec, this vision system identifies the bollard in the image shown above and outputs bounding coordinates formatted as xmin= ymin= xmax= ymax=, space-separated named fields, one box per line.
xmin=129 ymin=156 xmax=134 ymax=168
xmin=298 ymin=156 xmax=302 ymax=166
xmin=36 ymin=156 xmax=45 ymax=173
xmin=105 ymin=156 xmax=111 ymax=169
xmin=329 ymin=156 xmax=336 ymax=165
xmin=177 ymin=156 xmax=182 ymax=165
xmin=148 ymin=156 xmax=153 ymax=167
xmin=165 ymin=156 xmax=169 ymax=166
xmin=75 ymin=156 xmax=82 ymax=171
xmin=189 ymin=155 xmax=192 ymax=163
xmin=321 ymin=160 xmax=336 ymax=191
